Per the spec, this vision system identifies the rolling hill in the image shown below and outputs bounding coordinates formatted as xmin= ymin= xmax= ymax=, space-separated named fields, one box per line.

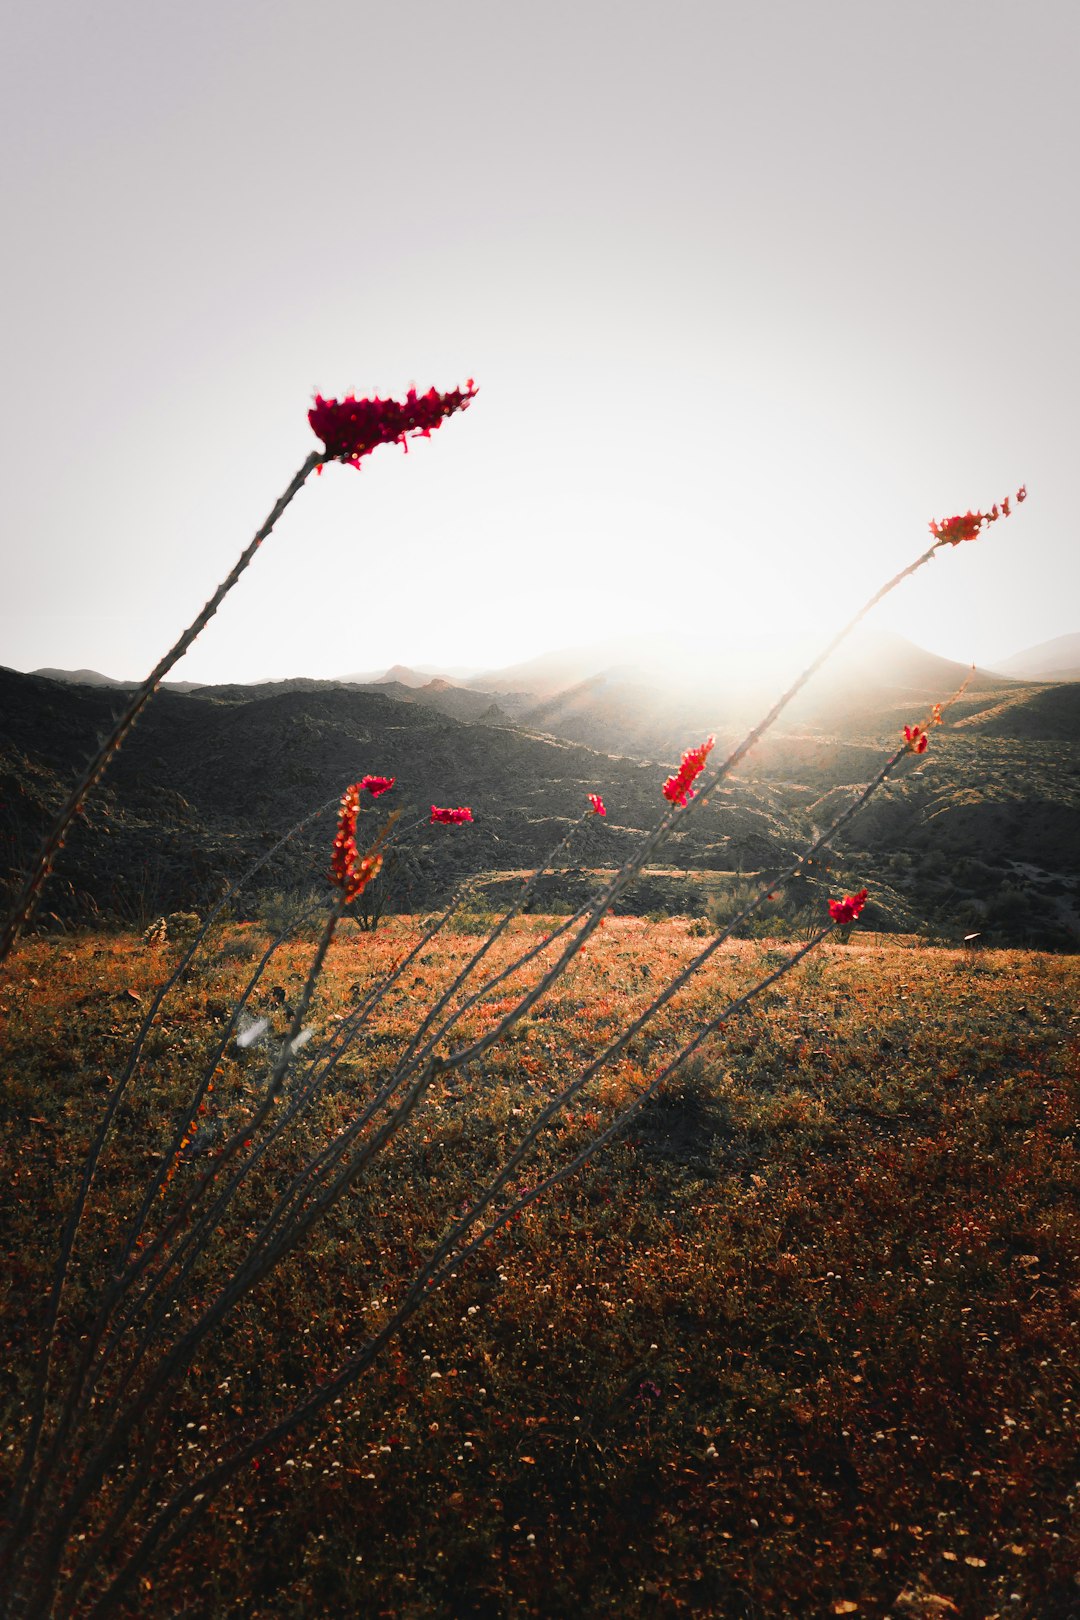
xmin=987 ymin=631 xmax=1080 ymax=683
xmin=2 ymin=652 xmax=1077 ymax=949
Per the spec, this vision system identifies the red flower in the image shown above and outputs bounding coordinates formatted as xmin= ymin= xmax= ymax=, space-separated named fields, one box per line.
xmin=430 ymin=805 xmax=473 ymax=825
xmin=330 ymin=784 xmax=384 ymax=903
xmin=828 ymin=888 xmax=869 ymax=926
xmin=662 ymin=737 xmax=715 ymax=807
xmin=929 ymin=484 xmax=1027 ymax=546
xmin=588 ymin=793 xmax=607 ymax=816
xmin=929 ymin=509 xmax=983 ymax=545
xmin=309 ymin=382 xmax=478 ymax=470
xmin=903 ymin=724 xmax=929 ymax=754
xmin=359 ymin=775 xmax=395 ymax=798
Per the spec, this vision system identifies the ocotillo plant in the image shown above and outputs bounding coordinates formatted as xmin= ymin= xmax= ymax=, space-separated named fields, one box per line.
xmin=0 ymin=384 xmax=477 ymax=966
xmin=0 ymin=454 xmax=1025 ymax=1617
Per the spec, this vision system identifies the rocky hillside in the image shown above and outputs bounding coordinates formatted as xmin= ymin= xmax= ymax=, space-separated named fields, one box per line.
xmin=2 ymin=664 xmax=1077 ymax=948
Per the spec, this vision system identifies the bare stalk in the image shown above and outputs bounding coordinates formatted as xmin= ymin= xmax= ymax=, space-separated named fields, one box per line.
xmin=125 ymin=818 xmax=593 ymax=1304
xmin=33 ymin=851 xmax=481 ymax=1505
xmin=74 ymin=898 xmax=855 ymax=1620
xmin=30 ymin=904 xmax=326 ymax=1516
xmin=0 ymin=794 xmax=339 ymax=1571
xmin=13 ymin=897 xmax=348 ymax=1612
xmin=225 ymin=721 xmax=919 ymax=1324
xmin=54 ymin=716 xmax=914 ymax=1620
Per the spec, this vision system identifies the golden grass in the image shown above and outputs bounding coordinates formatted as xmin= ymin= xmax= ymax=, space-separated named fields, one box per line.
xmin=2 ymin=922 xmax=1077 ymax=1617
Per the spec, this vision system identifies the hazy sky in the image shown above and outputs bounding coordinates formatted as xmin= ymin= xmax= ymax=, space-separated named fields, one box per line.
xmin=2 ymin=1 xmax=1076 ymax=685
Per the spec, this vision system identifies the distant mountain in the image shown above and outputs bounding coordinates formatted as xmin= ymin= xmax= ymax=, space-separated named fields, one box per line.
xmin=472 ymin=629 xmax=983 ymax=704
xmin=464 ymin=630 xmax=1008 ymax=758
xmin=338 ymin=662 xmax=484 ymax=688
xmin=778 ymin=630 xmax=993 ymax=734
xmin=375 ymin=664 xmax=433 ymax=689
xmin=29 ymin=666 xmax=204 ymax=693
xmin=324 ymin=675 xmax=507 ymax=725
xmin=23 ymin=664 xmax=508 ymax=726
xmin=987 ymin=632 xmax=1080 ymax=683
xmin=186 ymin=677 xmax=367 ymax=702
xmin=31 ymin=666 xmax=129 ymax=687
xmin=465 ymin=639 xmax=655 ymax=699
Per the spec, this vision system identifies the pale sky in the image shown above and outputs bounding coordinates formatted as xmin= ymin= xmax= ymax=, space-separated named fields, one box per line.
xmin=2 ymin=1 xmax=1076 ymax=686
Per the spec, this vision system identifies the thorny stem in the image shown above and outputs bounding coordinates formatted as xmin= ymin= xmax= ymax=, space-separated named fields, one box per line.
xmin=64 ymin=720 xmax=915 ymax=1620
xmin=7 ymin=827 xmax=591 ymax=1597
xmin=297 ymin=899 xmax=588 ymax=1133
xmin=44 ymin=907 xmax=325 ymax=1484
xmin=78 ymin=904 xmax=860 ymax=1620
xmin=377 ymin=811 xmax=591 ymax=1075
xmin=16 ymin=898 xmax=349 ymax=1613
xmin=0 ymin=449 xmax=325 ymax=966
xmin=217 ymin=718 xmax=925 ymax=1360
xmin=347 ymin=538 xmax=953 ymax=1112
xmin=188 ymin=822 xmax=596 ymax=1272
xmin=98 ymin=818 xmax=593 ymax=1384
xmin=682 ymin=541 xmax=943 ymax=814
xmin=390 ymin=681 xmax=976 ymax=1324
xmin=31 ymin=854 xmax=479 ymax=1529
xmin=99 ymin=710 xmax=961 ymax=1620
xmin=87 ymin=887 xmax=481 ymax=1419
xmin=0 ymin=793 xmax=340 ymax=1579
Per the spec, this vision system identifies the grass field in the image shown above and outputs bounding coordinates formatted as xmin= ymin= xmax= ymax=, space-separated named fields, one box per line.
xmin=2 ymin=920 xmax=1078 ymax=1617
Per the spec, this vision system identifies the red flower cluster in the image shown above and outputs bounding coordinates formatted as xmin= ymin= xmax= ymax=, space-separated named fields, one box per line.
xmin=903 ymin=724 xmax=929 ymax=754
xmin=330 ymin=784 xmax=384 ymax=903
xmin=828 ymin=888 xmax=869 ymax=926
xmin=430 ymin=805 xmax=473 ymax=825
xmin=309 ymin=382 xmax=478 ymax=470
xmin=662 ymin=737 xmax=715 ymax=807
xmin=359 ymin=775 xmax=395 ymax=798
xmin=929 ymin=484 xmax=1027 ymax=546
xmin=588 ymin=793 xmax=607 ymax=816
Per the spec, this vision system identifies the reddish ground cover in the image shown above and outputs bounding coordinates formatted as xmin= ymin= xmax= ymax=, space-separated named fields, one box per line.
xmin=1 ymin=922 xmax=1077 ymax=1617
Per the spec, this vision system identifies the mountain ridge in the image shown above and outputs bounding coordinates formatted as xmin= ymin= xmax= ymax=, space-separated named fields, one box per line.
xmin=2 ymin=662 xmax=1077 ymax=948
xmin=987 ymin=631 xmax=1080 ymax=683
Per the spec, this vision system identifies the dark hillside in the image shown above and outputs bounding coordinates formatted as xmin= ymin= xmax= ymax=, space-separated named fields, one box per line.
xmin=2 ymin=665 xmax=1077 ymax=947
xmin=1 ymin=668 xmax=782 ymax=928
xmin=950 ymin=681 xmax=1080 ymax=740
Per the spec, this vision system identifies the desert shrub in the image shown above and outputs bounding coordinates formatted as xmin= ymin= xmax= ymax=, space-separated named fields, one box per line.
xmin=446 ymin=905 xmax=501 ymax=935
xmin=251 ymin=886 xmax=324 ymax=939
xmin=707 ymin=878 xmax=790 ymax=938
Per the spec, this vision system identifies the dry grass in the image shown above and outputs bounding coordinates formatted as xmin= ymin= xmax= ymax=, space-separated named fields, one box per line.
xmin=2 ymin=920 xmax=1078 ymax=1617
